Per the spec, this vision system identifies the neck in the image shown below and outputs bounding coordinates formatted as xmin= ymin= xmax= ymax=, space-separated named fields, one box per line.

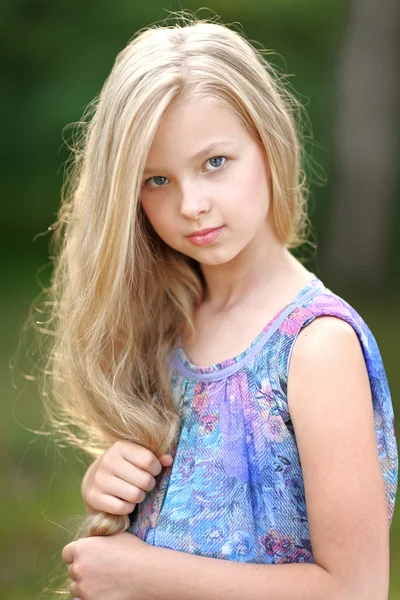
xmin=199 ymin=227 xmax=301 ymax=312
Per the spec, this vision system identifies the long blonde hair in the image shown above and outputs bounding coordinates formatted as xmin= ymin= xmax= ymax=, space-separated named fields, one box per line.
xmin=21 ymin=11 xmax=316 ymax=561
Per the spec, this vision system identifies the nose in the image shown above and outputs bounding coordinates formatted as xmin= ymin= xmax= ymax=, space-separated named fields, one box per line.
xmin=179 ymin=179 xmax=211 ymax=220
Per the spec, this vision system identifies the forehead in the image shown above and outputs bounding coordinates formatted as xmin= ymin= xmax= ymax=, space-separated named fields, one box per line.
xmin=145 ymin=96 xmax=248 ymax=161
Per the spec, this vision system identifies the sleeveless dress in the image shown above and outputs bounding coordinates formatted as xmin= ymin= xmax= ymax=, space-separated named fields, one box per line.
xmin=127 ymin=273 xmax=398 ymax=564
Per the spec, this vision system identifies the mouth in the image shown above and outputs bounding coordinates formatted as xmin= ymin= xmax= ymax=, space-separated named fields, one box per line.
xmin=186 ymin=226 xmax=223 ymax=237
xmin=186 ymin=225 xmax=225 ymax=246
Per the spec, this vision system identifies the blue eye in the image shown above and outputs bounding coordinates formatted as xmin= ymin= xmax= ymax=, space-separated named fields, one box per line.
xmin=151 ymin=176 xmax=168 ymax=187
xmin=141 ymin=175 xmax=168 ymax=190
xmin=205 ymin=156 xmax=226 ymax=170
xmin=143 ymin=155 xmax=228 ymax=190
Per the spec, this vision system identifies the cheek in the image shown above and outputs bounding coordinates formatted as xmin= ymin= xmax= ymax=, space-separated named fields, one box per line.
xmin=141 ymin=198 xmax=165 ymax=231
xmin=245 ymin=152 xmax=270 ymax=199
xmin=140 ymin=197 xmax=179 ymax=245
xmin=223 ymin=161 xmax=270 ymax=221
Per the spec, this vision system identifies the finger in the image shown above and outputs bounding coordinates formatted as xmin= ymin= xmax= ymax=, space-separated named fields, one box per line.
xmin=92 ymin=492 xmax=137 ymax=516
xmin=70 ymin=581 xmax=80 ymax=598
xmin=159 ymin=454 xmax=174 ymax=466
xmin=110 ymin=462 xmax=157 ymax=492
xmin=68 ymin=563 xmax=77 ymax=581
xmin=119 ymin=444 xmax=163 ymax=477
xmin=109 ymin=475 xmax=150 ymax=502
xmin=102 ymin=475 xmax=149 ymax=502
xmin=62 ymin=542 xmax=75 ymax=564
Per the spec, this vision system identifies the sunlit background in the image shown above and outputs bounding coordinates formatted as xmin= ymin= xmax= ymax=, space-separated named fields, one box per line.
xmin=1 ymin=0 xmax=399 ymax=598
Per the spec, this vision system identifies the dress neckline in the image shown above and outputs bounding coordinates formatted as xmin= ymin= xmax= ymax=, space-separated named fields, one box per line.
xmin=174 ymin=273 xmax=324 ymax=381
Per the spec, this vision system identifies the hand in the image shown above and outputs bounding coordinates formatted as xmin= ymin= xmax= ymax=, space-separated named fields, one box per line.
xmin=62 ymin=531 xmax=155 ymax=600
xmin=81 ymin=440 xmax=173 ymax=516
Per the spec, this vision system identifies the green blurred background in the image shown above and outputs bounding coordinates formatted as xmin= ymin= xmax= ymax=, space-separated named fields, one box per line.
xmin=1 ymin=0 xmax=399 ymax=598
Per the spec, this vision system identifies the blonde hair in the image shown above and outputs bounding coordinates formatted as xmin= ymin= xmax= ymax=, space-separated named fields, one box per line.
xmin=18 ymin=12 xmax=317 ymax=592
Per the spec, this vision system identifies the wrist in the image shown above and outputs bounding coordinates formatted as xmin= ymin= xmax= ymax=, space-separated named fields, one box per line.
xmin=132 ymin=543 xmax=165 ymax=600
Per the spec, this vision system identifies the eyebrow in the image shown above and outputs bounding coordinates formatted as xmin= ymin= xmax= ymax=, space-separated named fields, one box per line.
xmin=143 ymin=141 xmax=234 ymax=175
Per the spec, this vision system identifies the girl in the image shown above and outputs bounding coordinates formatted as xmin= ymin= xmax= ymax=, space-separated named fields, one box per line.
xmin=39 ymin=13 xmax=397 ymax=600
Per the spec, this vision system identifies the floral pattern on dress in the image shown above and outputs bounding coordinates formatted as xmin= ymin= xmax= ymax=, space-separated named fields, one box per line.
xmin=128 ymin=275 xmax=398 ymax=564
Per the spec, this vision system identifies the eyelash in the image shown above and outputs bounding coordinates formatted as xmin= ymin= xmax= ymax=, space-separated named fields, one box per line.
xmin=142 ymin=155 xmax=229 ymax=190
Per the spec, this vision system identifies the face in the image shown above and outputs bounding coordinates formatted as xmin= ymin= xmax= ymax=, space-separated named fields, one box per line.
xmin=140 ymin=95 xmax=274 ymax=266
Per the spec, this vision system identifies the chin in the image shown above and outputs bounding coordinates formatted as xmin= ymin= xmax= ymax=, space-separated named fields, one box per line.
xmin=196 ymin=248 xmax=240 ymax=267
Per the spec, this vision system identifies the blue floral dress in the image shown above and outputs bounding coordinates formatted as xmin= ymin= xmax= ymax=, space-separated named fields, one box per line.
xmin=128 ymin=274 xmax=398 ymax=564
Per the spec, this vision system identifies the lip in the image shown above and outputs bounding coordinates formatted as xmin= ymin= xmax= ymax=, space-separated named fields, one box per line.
xmin=187 ymin=225 xmax=225 ymax=246
xmin=186 ymin=226 xmax=222 ymax=237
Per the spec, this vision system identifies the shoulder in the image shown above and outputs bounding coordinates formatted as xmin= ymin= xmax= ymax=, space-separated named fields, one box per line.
xmin=271 ymin=288 xmax=374 ymax=398
xmin=287 ymin=315 xmax=370 ymax=419
xmin=291 ymin=314 xmax=362 ymax=362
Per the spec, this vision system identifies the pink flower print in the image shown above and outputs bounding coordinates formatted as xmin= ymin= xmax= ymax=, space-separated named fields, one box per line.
xmin=199 ymin=414 xmax=218 ymax=436
xmin=193 ymin=383 xmax=209 ymax=414
xmin=279 ymin=307 xmax=311 ymax=336
xmin=278 ymin=534 xmax=296 ymax=555
xmin=261 ymin=529 xmax=282 ymax=556
xmin=263 ymin=412 xmax=289 ymax=443
xmin=276 ymin=546 xmax=313 ymax=563
xmin=262 ymin=529 xmax=296 ymax=558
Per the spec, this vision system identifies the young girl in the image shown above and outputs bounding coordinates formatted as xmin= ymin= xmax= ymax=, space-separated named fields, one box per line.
xmin=40 ymin=13 xmax=398 ymax=600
